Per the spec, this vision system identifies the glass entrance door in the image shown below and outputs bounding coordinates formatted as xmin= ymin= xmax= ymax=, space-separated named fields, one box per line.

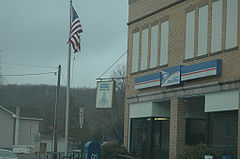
xmin=130 ymin=117 xmax=170 ymax=159
xmin=153 ymin=119 xmax=169 ymax=159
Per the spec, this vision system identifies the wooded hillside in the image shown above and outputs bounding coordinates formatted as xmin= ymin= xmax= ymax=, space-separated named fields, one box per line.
xmin=0 ymin=83 xmax=124 ymax=145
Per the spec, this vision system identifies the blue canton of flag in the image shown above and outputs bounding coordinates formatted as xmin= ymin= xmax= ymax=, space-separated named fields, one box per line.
xmin=69 ymin=7 xmax=83 ymax=53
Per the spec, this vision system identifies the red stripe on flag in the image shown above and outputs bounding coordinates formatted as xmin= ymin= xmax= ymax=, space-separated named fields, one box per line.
xmin=73 ymin=36 xmax=79 ymax=47
xmin=68 ymin=8 xmax=82 ymax=53
xmin=69 ymin=39 xmax=77 ymax=53
xmin=71 ymin=20 xmax=80 ymax=28
xmin=70 ymin=27 xmax=82 ymax=39
xmin=71 ymin=24 xmax=82 ymax=34
xmin=72 ymin=35 xmax=80 ymax=53
xmin=76 ymin=34 xmax=81 ymax=51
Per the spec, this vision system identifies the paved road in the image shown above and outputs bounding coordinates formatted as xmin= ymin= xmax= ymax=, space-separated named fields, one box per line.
xmin=17 ymin=153 xmax=77 ymax=159
xmin=17 ymin=154 xmax=38 ymax=159
xmin=17 ymin=153 xmax=67 ymax=159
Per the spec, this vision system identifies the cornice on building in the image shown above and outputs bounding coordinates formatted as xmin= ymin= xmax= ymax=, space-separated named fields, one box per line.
xmin=127 ymin=78 xmax=240 ymax=104
xmin=127 ymin=0 xmax=186 ymax=25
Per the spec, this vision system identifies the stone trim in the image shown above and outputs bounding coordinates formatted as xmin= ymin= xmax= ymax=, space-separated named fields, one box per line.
xmin=127 ymin=78 xmax=240 ymax=104
xmin=196 ymin=54 xmax=208 ymax=60
xmin=161 ymin=15 xmax=170 ymax=23
xmin=132 ymin=28 xmax=140 ymax=33
xmin=185 ymin=4 xmax=196 ymax=12
xmin=197 ymin=0 xmax=209 ymax=8
xmin=127 ymin=0 xmax=187 ymax=25
xmin=209 ymin=50 xmax=222 ymax=56
xmin=223 ymin=46 xmax=239 ymax=53
xmin=142 ymin=24 xmax=149 ymax=30
xmin=159 ymin=64 xmax=168 ymax=68
xmin=183 ymin=57 xmax=195 ymax=63
xmin=128 ymin=0 xmax=136 ymax=4
xmin=150 ymin=20 xmax=159 ymax=27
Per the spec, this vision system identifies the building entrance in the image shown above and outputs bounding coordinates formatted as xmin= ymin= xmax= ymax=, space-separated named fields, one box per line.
xmin=130 ymin=117 xmax=169 ymax=159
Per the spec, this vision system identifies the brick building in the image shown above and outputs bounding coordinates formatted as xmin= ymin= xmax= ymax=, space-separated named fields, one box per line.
xmin=124 ymin=0 xmax=240 ymax=159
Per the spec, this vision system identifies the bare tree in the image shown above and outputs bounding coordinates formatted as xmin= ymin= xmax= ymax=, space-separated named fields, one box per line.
xmin=102 ymin=64 xmax=126 ymax=144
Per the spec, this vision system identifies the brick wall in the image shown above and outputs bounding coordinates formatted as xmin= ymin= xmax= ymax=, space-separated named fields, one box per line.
xmin=124 ymin=0 xmax=240 ymax=151
xmin=126 ymin=0 xmax=240 ymax=98
xmin=238 ymin=89 xmax=240 ymax=158
xmin=169 ymin=98 xmax=186 ymax=159
xmin=128 ymin=0 xmax=180 ymax=22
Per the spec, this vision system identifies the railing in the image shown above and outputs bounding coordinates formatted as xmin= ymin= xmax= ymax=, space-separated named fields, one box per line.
xmin=37 ymin=152 xmax=64 ymax=159
xmin=37 ymin=152 xmax=137 ymax=159
xmin=116 ymin=154 xmax=140 ymax=159
xmin=37 ymin=151 xmax=81 ymax=159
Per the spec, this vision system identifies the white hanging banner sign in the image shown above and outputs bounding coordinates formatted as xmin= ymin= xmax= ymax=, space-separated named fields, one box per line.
xmin=96 ymin=81 xmax=115 ymax=108
xmin=79 ymin=107 xmax=84 ymax=128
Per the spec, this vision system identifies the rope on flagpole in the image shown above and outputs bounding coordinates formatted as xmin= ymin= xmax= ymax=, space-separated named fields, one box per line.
xmin=71 ymin=56 xmax=76 ymax=84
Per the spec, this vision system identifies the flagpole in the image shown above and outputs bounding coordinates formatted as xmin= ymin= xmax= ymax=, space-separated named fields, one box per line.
xmin=65 ymin=0 xmax=72 ymax=156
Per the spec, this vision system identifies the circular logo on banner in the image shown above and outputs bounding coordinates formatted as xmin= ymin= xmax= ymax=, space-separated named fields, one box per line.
xmin=98 ymin=92 xmax=109 ymax=107
xmin=91 ymin=154 xmax=98 ymax=159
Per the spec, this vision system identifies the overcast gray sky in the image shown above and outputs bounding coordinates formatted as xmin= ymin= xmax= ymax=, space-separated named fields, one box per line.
xmin=0 ymin=0 xmax=128 ymax=88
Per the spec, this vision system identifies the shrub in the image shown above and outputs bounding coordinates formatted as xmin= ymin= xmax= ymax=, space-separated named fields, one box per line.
xmin=178 ymin=143 xmax=217 ymax=159
xmin=101 ymin=142 xmax=127 ymax=159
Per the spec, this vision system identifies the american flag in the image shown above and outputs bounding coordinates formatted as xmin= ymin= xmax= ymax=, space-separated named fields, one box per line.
xmin=69 ymin=7 xmax=83 ymax=53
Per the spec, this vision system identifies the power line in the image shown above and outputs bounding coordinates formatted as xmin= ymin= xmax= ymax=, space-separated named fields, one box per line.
xmin=0 ymin=71 xmax=57 ymax=77
xmin=98 ymin=50 xmax=127 ymax=79
xmin=96 ymin=77 xmax=125 ymax=80
xmin=0 ymin=62 xmax=58 ymax=69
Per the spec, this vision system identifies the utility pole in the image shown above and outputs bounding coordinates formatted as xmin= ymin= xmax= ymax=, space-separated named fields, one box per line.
xmin=53 ymin=65 xmax=61 ymax=159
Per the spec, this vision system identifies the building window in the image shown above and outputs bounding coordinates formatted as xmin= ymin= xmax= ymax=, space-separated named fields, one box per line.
xmin=223 ymin=120 xmax=231 ymax=137
xmin=208 ymin=111 xmax=238 ymax=158
xmin=150 ymin=25 xmax=158 ymax=68
xmin=132 ymin=32 xmax=140 ymax=73
xmin=211 ymin=0 xmax=222 ymax=53
xmin=198 ymin=5 xmax=208 ymax=56
xmin=141 ymin=28 xmax=149 ymax=70
xmin=160 ymin=20 xmax=169 ymax=66
xmin=226 ymin=0 xmax=238 ymax=49
xmin=185 ymin=10 xmax=195 ymax=59
xmin=186 ymin=119 xmax=206 ymax=145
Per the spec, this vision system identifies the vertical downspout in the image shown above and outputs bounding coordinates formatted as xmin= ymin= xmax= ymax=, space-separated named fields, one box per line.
xmin=150 ymin=118 xmax=154 ymax=159
xmin=14 ymin=106 xmax=20 ymax=146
